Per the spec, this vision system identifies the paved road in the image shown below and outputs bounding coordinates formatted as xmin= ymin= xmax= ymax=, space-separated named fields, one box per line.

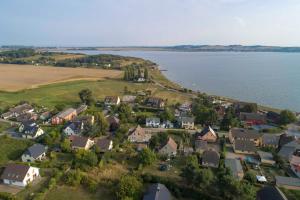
xmin=144 ymin=127 xmax=198 ymax=134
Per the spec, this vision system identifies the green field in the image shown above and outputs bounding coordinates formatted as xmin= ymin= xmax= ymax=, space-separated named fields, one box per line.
xmin=0 ymin=79 xmax=190 ymax=109
xmin=0 ymin=136 xmax=33 ymax=166
xmin=281 ymin=188 xmax=300 ymax=200
xmin=0 ymin=122 xmax=11 ymax=132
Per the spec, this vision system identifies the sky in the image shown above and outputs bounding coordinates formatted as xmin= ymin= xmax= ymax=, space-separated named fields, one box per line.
xmin=1 ymin=0 xmax=300 ymax=46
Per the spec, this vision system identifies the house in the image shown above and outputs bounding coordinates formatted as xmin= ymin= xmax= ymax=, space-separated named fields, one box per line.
xmin=39 ymin=111 xmax=51 ymax=121
xmin=179 ymin=102 xmax=192 ymax=112
xmin=146 ymin=117 xmax=160 ymax=128
xmin=177 ymin=116 xmax=194 ymax=130
xmin=256 ymin=186 xmax=288 ymax=200
xmin=16 ymin=112 xmax=38 ymax=123
xmin=233 ymin=139 xmax=257 ymax=154
xmin=290 ymin=155 xmax=300 ymax=178
xmin=128 ymin=125 xmax=152 ymax=143
xmin=278 ymin=140 xmax=300 ymax=161
xmin=257 ymin=151 xmax=275 ymax=165
xmin=261 ymin=134 xmax=280 ymax=148
xmin=225 ymin=158 xmax=244 ymax=180
xmin=73 ymin=115 xmax=95 ymax=126
xmin=70 ymin=135 xmax=94 ymax=150
xmin=215 ymin=105 xmax=226 ymax=120
xmin=229 ymin=128 xmax=261 ymax=146
xmin=239 ymin=112 xmax=267 ymax=126
xmin=266 ymin=111 xmax=281 ymax=124
xmin=106 ymin=115 xmax=120 ymax=131
xmin=1 ymin=103 xmax=34 ymax=119
xmin=194 ymin=139 xmax=208 ymax=153
xmin=96 ymin=138 xmax=113 ymax=152
xmin=233 ymin=102 xmax=257 ymax=113
xmin=146 ymin=97 xmax=165 ymax=108
xmin=160 ymin=120 xmax=174 ymax=129
xmin=195 ymin=126 xmax=218 ymax=143
xmin=159 ymin=137 xmax=177 ymax=157
xmin=19 ymin=121 xmax=44 ymax=139
xmin=143 ymin=183 xmax=172 ymax=200
xmin=275 ymin=176 xmax=300 ymax=190
xmin=0 ymin=164 xmax=40 ymax=187
xmin=278 ymin=133 xmax=297 ymax=149
xmin=51 ymin=108 xmax=77 ymax=125
xmin=76 ymin=104 xmax=88 ymax=115
xmin=202 ymin=149 xmax=220 ymax=168
xmin=104 ymin=96 xmax=120 ymax=106
xmin=63 ymin=121 xmax=83 ymax=136
xmin=122 ymin=95 xmax=136 ymax=104
xmin=21 ymin=144 xmax=46 ymax=162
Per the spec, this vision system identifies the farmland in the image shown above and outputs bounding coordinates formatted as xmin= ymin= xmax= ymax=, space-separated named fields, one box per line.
xmin=0 ymin=64 xmax=122 ymax=91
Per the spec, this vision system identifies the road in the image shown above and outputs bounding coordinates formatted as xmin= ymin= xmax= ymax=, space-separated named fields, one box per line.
xmin=144 ymin=127 xmax=198 ymax=134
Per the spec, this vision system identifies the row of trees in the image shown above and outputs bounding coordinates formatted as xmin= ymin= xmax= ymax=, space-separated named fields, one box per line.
xmin=124 ymin=66 xmax=149 ymax=81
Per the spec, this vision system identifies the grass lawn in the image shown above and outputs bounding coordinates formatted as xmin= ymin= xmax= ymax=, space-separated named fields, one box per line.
xmin=0 ymin=122 xmax=11 ymax=133
xmin=0 ymin=136 xmax=33 ymax=166
xmin=44 ymin=185 xmax=112 ymax=200
xmin=280 ymin=187 xmax=300 ymax=200
xmin=0 ymin=78 xmax=190 ymax=109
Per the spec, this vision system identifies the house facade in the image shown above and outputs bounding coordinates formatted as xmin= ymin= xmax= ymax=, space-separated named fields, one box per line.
xmin=51 ymin=108 xmax=77 ymax=125
xmin=104 ymin=96 xmax=120 ymax=106
xmin=70 ymin=136 xmax=94 ymax=151
xmin=146 ymin=97 xmax=165 ymax=108
xmin=196 ymin=126 xmax=217 ymax=143
xmin=128 ymin=125 xmax=152 ymax=143
xmin=22 ymin=144 xmax=46 ymax=162
xmin=229 ymin=128 xmax=261 ymax=146
xmin=178 ymin=117 xmax=194 ymax=130
xmin=159 ymin=137 xmax=177 ymax=157
xmin=1 ymin=164 xmax=40 ymax=187
xmin=146 ymin=117 xmax=160 ymax=128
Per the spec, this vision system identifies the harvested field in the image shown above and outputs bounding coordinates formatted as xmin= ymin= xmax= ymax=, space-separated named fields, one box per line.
xmin=0 ymin=64 xmax=122 ymax=91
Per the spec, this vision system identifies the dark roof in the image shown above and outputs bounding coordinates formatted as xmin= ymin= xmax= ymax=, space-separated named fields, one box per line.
xmin=234 ymin=139 xmax=256 ymax=152
xmin=178 ymin=116 xmax=194 ymax=123
xmin=24 ymin=144 xmax=46 ymax=159
xmin=143 ymin=183 xmax=172 ymax=200
xmin=104 ymin=96 xmax=119 ymax=104
xmin=195 ymin=139 xmax=208 ymax=151
xmin=96 ymin=138 xmax=111 ymax=150
xmin=65 ymin=121 xmax=82 ymax=133
xmin=71 ymin=136 xmax=89 ymax=148
xmin=0 ymin=164 xmax=30 ymax=182
xmin=202 ymin=149 xmax=220 ymax=166
xmin=256 ymin=186 xmax=287 ymax=200
xmin=9 ymin=103 xmax=33 ymax=114
xmin=161 ymin=137 xmax=177 ymax=151
xmin=230 ymin=128 xmax=260 ymax=140
xmin=262 ymin=134 xmax=280 ymax=146
xmin=107 ymin=115 xmax=120 ymax=125
xmin=225 ymin=158 xmax=243 ymax=178
xmin=196 ymin=126 xmax=217 ymax=138
xmin=279 ymin=133 xmax=296 ymax=148
xmin=275 ymin=176 xmax=300 ymax=187
xmin=240 ymin=112 xmax=266 ymax=121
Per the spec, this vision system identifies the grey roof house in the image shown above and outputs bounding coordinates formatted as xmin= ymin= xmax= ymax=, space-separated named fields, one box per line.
xmin=278 ymin=140 xmax=300 ymax=161
xmin=233 ymin=139 xmax=257 ymax=154
xmin=22 ymin=144 xmax=47 ymax=162
xmin=225 ymin=158 xmax=244 ymax=180
xmin=261 ymin=134 xmax=280 ymax=148
xmin=202 ymin=149 xmax=220 ymax=168
xmin=143 ymin=183 xmax=172 ymax=200
xmin=275 ymin=176 xmax=300 ymax=190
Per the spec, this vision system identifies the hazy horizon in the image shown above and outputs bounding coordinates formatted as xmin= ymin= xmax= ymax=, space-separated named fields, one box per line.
xmin=1 ymin=0 xmax=300 ymax=46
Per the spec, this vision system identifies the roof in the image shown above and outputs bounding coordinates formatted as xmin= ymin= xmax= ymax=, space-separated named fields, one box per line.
xmin=76 ymin=104 xmax=87 ymax=114
xmin=178 ymin=116 xmax=194 ymax=123
xmin=55 ymin=108 xmax=76 ymax=119
xmin=24 ymin=144 xmax=46 ymax=159
xmin=202 ymin=149 xmax=220 ymax=166
xmin=65 ymin=121 xmax=82 ymax=133
xmin=262 ymin=134 xmax=280 ymax=146
xmin=239 ymin=112 xmax=266 ymax=121
xmin=257 ymin=151 xmax=274 ymax=161
xmin=257 ymin=175 xmax=267 ymax=182
xmin=275 ymin=176 xmax=300 ymax=187
xmin=106 ymin=115 xmax=120 ymax=124
xmin=161 ymin=137 xmax=177 ymax=151
xmin=278 ymin=140 xmax=300 ymax=159
xmin=122 ymin=95 xmax=136 ymax=103
xmin=147 ymin=97 xmax=164 ymax=104
xmin=143 ymin=183 xmax=171 ymax=200
xmin=195 ymin=140 xmax=208 ymax=151
xmin=96 ymin=138 xmax=111 ymax=150
xmin=257 ymin=186 xmax=287 ymax=200
xmin=230 ymin=128 xmax=260 ymax=140
xmin=146 ymin=117 xmax=160 ymax=123
xmin=197 ymin=126 xmax=217 ymax=137
xmin=234 ymin=139 xmax=256 ymax=152
xmin=225 ymin=158 xmax=243 ymax=178
xmin=71 ymin=136 xmax=90 ymax=148
xmin=128 ymin=125 xmax=151 ymax=143
xmin=279 ymin=133 xmax=296 ymax=147
xmin=104 ymin=96 xmax=119 ymax=103
xmin=290 ymin=155 xmax=300 ymax=165
xmin=9 ymin=103 xmax=33 ymax=114
xmin=0 ymin=164 xmax=30 ymax=182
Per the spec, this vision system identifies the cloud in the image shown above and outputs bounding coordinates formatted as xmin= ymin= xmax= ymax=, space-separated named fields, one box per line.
xmin=235 ymin=17 xmax=247 ymax=28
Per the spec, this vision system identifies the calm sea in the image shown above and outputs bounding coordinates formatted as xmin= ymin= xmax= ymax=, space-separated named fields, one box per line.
xmin=64 ymin=50 xmax=300 ymax=111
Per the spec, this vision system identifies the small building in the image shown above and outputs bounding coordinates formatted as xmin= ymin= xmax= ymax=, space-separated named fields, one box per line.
xmin=177 ymin=116 xmax=194 ymax=130
xmin=195 ymin=126 xmax=218 ymax=143
xmin=0 ymin=164 xmax=40 ymax=187
xmin=233 ymin=139 xmax=257 ymax=154
xmin=16 ymin=112 xmax=38 ymax=123
xmin=256 ymin=186 xmax=288 ymax=200
xmin=146 ymin=117 xmax=160 ymax=128
xmin=225 ymin=158 xmax=244 ymax=180
xmin=160 ymin=120 xmax=174 ymax=129
xmin=51 ymin=108 xmax=77 ymax=125
xmin=146 ymin=97 xmax=165 ymax=108
xmin=104 ymin=96 xmax=120 ymax=106
xmin=202 ymin=149 xmax=220 ymax=168
xmin=76 ymin=104 xmax=88 ymax=115
xmin=279 ymin=133 xmax=297 ymax=149
xmin=261 ymin=134 xmax=280 ymax=148
xmin=63 ymin=121 xmax=83 ymax=136
xmin=278 ymin=140 xmax=300 ymax=161
xmin=229 ymin=128 xmax=261 ymax=146
xmin=179 ymin=102 xmax=192 ymax=112
xmin=275 ymin=176 xmax=300 ymax=190
xmin=159 ymin=137 xmax=177 ymax=157
xmin=19 ymin=121 xmax=44 ymax=139
xmin=257 ymin=151 xmax=275 ymax=165
xmin=143 ymin=183 xmax=172 ymax=200
xmin=2 ymin=103 xmax=34 ymax=119
xmin=39 ymin=111 xmax=51 ymax=121
xmin=106 ymin=115 xmax=120 ymax=131
xmin=290 ymin=155 xmax=300 ymax=178
xmin=194 ymin=139 xmax=208 ymax=153
xmin=122 ymin=95 xmax=136 ymax=104
xmin=70 ymin=136 xmax=94 ymax=151
xmin=128 ymin=125 xmax=152 ymax=143
xmin=96 ymin=138 xmax=113 ymax=152
xmin=22 ymin=144 xmax=46 ymax=162
xmin=239 ymin=112 xmax=267 ymax=126
xmin=256 ymin=175 xmax=267 ymax=183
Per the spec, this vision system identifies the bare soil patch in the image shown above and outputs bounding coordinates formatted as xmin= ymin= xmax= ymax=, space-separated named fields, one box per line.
xmin=0 ymin=64 xmax=122 ymax=91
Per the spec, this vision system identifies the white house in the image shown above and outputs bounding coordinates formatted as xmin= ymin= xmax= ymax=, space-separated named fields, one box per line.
xmin=1 ymin=164 xmax=40 ymax=187
xmin=21 ymin=144 xmax=46 ymax=162
xmin=146 ymin=117 xmax=160 ymax=128
xmin=19 ymin=122 xmax=44 ymax=139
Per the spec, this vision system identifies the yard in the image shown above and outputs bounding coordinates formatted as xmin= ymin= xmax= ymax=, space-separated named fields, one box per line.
xmin=0 ymin=136 xmax=33 ymax=166
xmin=280 ymin=187 xmax=300 ymax=200
xmin=0 ymin=122 xmax=11 ymax=133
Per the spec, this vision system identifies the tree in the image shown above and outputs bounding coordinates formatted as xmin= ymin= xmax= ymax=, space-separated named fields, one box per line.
xmin=221 ymin=107 xmax=240 ymax=131
xmin=181 ymin=155 xmax=200 ymax=183
xmin=74 ymin=149 xmax=98 ymax=168
xmin=118 ymin=103 xmax=133 ymax=123
xmin=244 ymin=171 xmax=256 ymax=184
xmin=116 ymin=175 xmax=142 ymax=200
xmin=93 ymin=112 xmax=109 ymax=136
xmin=144 ymin=68 xmax=149 ymax=80
xmin=149 ymin=132 xmax=168 ymax=150
xmin=240 ymin=103 xmax=257 ymax=113
xmin=159 ymin=108 xmax=174 ymax=122
xmin=138 ymin=148 xmax=156 ymax=166
xmin=79 ymin=89 xmax=93 ymax=105
xmin=279 ymin=110 xmax=297 ymax=125
xmin=195 ymin=168 xmax=214 ymax=188
xmin=61 ymin=138 xmax=71 ymax=153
